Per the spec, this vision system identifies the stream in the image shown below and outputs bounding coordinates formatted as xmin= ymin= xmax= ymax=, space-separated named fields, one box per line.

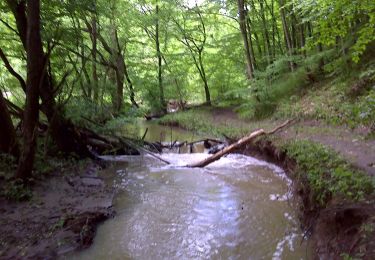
xmin=72 ymin=120 xmax=311 ymax=259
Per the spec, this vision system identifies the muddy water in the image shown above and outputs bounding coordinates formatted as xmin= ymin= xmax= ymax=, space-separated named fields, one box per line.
xmin=73 ymin=152 xmax=311 ymax=259
xmin=122 ymin=119 xmax=206 ymax=143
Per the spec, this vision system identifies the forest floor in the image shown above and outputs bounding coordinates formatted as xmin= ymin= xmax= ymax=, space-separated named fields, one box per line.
xmin=0 ymin=161 xmax=115 ymax=259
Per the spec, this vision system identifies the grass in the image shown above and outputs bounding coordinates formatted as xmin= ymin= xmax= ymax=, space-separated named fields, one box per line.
xmin=280 ymin=140 xmax=374 ymax=205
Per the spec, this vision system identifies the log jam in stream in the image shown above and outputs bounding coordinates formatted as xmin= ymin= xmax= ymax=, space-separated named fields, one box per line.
xmin=68 ymin=121 xmax=311 ymax=259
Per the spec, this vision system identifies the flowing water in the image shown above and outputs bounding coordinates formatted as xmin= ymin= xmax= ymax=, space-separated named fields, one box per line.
xmin=72 ymin=121 xmax=311 ymax=259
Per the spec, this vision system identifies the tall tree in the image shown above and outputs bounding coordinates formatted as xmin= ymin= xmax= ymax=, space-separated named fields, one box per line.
xmin=238 ymin=0 xmax=255 ymax=79
xmin=176 ymin=6 xmax=211 ymax=105
xmin=155 ymin=1 xmax=166 ymax=112
xmin=279 ymin=0 xmax=295 ymax=71
xmin=16 ymin=0 xmax=43 ymax=180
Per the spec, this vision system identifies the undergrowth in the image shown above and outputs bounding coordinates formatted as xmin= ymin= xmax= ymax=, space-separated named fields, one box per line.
xmin=282 ymin=140 xmax=374 ymax=205
xmin=273 ymin=79 xmax=375 ymax=129
xmin=233 ymin=53 xmax=375 ymax=130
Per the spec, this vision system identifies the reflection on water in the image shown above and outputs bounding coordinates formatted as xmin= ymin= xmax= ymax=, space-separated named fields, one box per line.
xmin=121 ymin=119 xmax=206 ymax=143
xmin=72 ymin=153 xmax=311 ymax=260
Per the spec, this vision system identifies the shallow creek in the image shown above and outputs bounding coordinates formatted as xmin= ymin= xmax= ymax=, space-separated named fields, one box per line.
xmin=72 ymin=120 xmax=311 ymax=259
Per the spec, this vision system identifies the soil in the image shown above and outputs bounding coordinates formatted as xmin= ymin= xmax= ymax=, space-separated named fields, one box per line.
xmin=0 ymin=162 xmax=115 ymax=259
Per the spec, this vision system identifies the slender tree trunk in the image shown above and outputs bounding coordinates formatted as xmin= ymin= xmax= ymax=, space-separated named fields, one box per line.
xmin=291 ymin=13 xmax=298 ymax=51
xmin=244 ymin=4 xmax=257 ymax=69
xmin=279 ymin=0 xmax=296 ymax=71
xmin=269 ymin=0 xmax=277 ymax=59
xmin=123 ymin=56 xmax=139 ymax=108
xmin=259 ymin=0 xmax=272 ymax=64
xmin=110 ymin=26 xmax=124 ymax=113
xmin=91 ymin=15 xmax=99 ymax=101
xmin=156 ymin=3 xmax=166 ymax=112
xmin=5 ymin=0 xmax=27 ymax=49
xmin=16 ymin=0 xmax=43 ymax=180
xmin=238 ymin=0 xmax=254 ymax=79
xmin=0 ymin=90 xmax=19 ymax=157
xmin=300 ymin=23 xmax=306 ymax=57
xmin=115 ymin=57 xmax=124 ymax=113
xmin=198 ymin=51 xmax=211 ymax=104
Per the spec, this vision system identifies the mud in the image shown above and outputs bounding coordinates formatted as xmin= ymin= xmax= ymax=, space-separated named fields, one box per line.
xmin=0 ymin=163 xmax=115 ymax=259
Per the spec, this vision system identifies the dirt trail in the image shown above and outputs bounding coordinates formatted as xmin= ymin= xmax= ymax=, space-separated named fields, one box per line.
xmin=208 ymin=107 xmax=375 ymax=176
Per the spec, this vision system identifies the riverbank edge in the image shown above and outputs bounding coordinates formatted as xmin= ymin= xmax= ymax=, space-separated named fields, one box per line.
xmin=0 ymin=160 xmax=116 ymax=259
xmin=158 ymin=117 xmax=374 ymax=259
xmin=242 ymin=137 xmax=374 ymax=258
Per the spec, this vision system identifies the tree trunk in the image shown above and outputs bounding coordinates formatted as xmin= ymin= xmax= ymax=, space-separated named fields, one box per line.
xmin=0 ymin=90 xmax=19 ymax=157
xmin=259 ymin=0 xmax=272 ymax=64
xmin=115 ymin=57 xmax=124 ymax=113
xmin=244 ymin=4 xmax=257 ymax=70
xmin=156 ymin=3 xmax=166 ymax=112
xmin=198 ymin=51 xmax=211 ymax=105
xmin=91 ymin=15 xmax=98 ymax=101
xmin=6 ymin=0 xmax=96 ymax=159
xmin=123 ymin=56 xmax=139 ymax=108
xmin=16 ymin=0 xmax=43 ymax=180
xmin=238 ymin=0 xmax=254 ymax=79
xmin=5 ymin=0 xmax=27 ymax=49
xmin=279 ymin=0 xmax=296 ymax=71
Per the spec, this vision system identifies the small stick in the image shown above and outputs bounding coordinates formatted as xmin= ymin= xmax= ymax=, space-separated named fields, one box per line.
xmin=141 ymin=127 xmax=148 ymax=141
xmin=138 ymin=146 xmax=171 ymax=165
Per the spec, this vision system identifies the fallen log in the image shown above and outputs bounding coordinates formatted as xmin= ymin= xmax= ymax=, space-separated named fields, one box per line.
xmin=187 ymin=119 xmax=294 ymax=168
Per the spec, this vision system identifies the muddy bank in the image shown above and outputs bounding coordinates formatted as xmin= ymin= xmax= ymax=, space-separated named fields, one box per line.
xmin=0 ymin=162 xmax=115 ymax=259
xmin=243 ymin=138 xmax=375 ymax=259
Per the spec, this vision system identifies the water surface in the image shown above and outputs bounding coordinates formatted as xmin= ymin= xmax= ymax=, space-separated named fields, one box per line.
xmin=73 ymin=153 xmax=311 ymax=259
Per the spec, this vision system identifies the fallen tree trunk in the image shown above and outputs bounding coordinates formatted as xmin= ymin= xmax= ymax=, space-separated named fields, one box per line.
xmin=187 ymin=120 xmax=293 ymax=168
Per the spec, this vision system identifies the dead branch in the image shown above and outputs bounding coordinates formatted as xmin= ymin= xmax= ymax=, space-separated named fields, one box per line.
xmin=187 ymin=119 xmax=294 ymax=168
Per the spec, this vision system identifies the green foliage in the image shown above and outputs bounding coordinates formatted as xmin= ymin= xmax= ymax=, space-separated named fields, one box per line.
xmin=274 ymin=77 xmax=375 ymax=129
xmin=65 ymin=97 xmax=114 ymax=128
xmin=1 ymin=179 xmax=33 ymax=201
xmin=0 ymin=153 xmax=17 ymax=180
xmin=299 ymin=0 xmax=375 ymax=62
xmin=101 ymin=116 xmax=136 ymax=135
xmin=236 ymin=63 xmax=309 ymax=119
xmin=283 ymin=140 xmax=374 ymax=205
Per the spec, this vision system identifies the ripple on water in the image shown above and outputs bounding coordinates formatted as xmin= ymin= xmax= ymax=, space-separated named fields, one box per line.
xmin=71 ymin=153 xmax=311 ymax=260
